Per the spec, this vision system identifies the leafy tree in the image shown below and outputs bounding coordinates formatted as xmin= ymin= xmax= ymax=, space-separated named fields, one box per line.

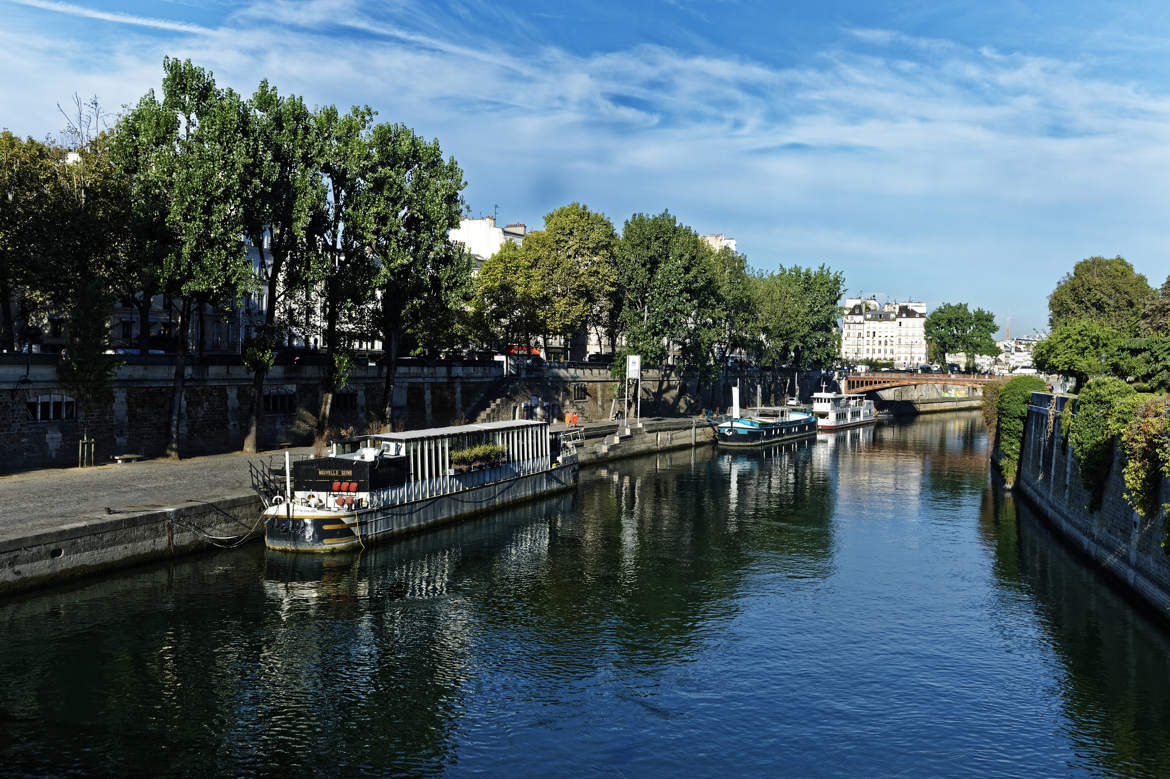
xmin=923 ymin=302 xmax=998 ymax=372
xmin=313 ymin=104 xmax=380 ymax=446
xmin=708 ymin=247 xmax=757 ymax=373
xmin=362 ymin=122 xmax=467 ymax=423
xmin=240 ymin=81 xmax=326 ymax=453
xmin=0 ymin=132 xmax=59 ymax=352
xmin=472 ymin=240 xmax=541 ymax=351
xmin=525 ymin=203 xmax=617 ymax=356
xmin=1032 ymin=319 xmax=1124 ymax=392
xmin=628 ymin=220 xmax=720 ymax=380
xmin=1108 ymin=337 xmax=1170 ymax=394
xmin=614 ymin=210 xmax=676 ymax=353
xmin=1141 ymin=275 xmax=1170 ymax=336
xmin=1049 ymin=255 xmax=1152 ymax=335
xmin=113 ymin=58 xmax=255 ymax=458
xmin=753 ymin=265 xmax=844 ymax=385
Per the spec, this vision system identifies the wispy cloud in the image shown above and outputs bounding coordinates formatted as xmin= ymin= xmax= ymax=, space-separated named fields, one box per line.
xmin=7 ymin=0 xmax=215 ymax=34
xmin=3 ymin=2 xmax=1170 ymax=332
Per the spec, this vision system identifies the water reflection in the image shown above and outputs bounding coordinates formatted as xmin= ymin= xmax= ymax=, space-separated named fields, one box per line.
xmin=981 ymin=483 xmax=1170 ymax=776
xmin=5 ymin=413 xmax=1170 ymax=775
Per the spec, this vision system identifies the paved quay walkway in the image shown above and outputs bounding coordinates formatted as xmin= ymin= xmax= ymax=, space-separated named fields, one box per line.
xmin=0 ymin=417 xmax=711 ymax=546
xmin=0 ymin=417 xmax=716 ymax=594
xmin=0 ymin=446 xmax=314 ymax=548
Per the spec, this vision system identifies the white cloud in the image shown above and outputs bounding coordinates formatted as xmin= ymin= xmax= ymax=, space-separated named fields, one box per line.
xmin=3 ymin=3 xmax=1170 ymax=332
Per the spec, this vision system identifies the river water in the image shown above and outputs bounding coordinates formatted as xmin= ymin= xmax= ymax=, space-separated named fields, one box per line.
xmin=4 ymin=412 xmax=1170 ymax=776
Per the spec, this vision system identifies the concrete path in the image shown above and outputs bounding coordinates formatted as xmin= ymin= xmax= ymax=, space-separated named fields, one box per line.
xmin=0 ymin=417 xmax=709 ymax=542
xmin=0 ymin=446 xmax=314 ymax=547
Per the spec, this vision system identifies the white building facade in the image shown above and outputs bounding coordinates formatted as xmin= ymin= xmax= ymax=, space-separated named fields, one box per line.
xmin=840 ymin=298 xmax=928 ymax=369
xmin=448 ymin=216 xmax=526 ymax=272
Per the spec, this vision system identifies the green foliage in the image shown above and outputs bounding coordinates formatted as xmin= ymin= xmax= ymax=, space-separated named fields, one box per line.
xmin=472 ymin=240 xmax=541 ymax=350
xmin=981 ymin=377 xmax=1007 ymax=442
xmin=1066 ymin=377 xmax=1137 ymax=510
xmin=1108 ymin=337 xmax=1170 ymax=393
xmin=1032 ymin=319 xmax=1124 ymax=392
xmin=241 ymin=334 xmax=276 ymax=374
xmin=449 ymin=443 xmax=506 ymax=467
xmin=995 ymin=375 xmax=1047 ymax=484
xmin=56 ymin=277 xmax=121 ymax=426
xmin=331 ymin=351 xmax=355 ymax=392
xmin=1048 ymin=255 xmax=1152 ymax=335
xmin=613 ymin=210 xmax=731 ymax=381
xmin=0 ymin=131 xmax=64 ymax=351
xmin=923 ymin=302 xmax=998 ymax=372
xmin=752 ymin=264 xmax=844 ymax=372
xmin=1142 ymin=275 xmax=1170 ymax=336
xmin=1118 ymin=396 xmax=1169 ymax=521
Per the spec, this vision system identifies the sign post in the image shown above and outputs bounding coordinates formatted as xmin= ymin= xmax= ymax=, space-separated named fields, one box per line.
xmin=626 ymin=354 xmax=641 ymax=427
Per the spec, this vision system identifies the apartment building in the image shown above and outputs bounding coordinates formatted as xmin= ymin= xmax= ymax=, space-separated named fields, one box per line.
xmin=840 ymin=298 xmax=928 ymax=369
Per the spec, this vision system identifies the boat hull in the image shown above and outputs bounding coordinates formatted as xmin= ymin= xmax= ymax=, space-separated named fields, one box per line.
xmin=265 ymin=462 xmax=578 ymax=553
xmin=717 ymin=417 xmax=818 ymax=447
xmin=817 ymin=417 xmax=877 ymax=431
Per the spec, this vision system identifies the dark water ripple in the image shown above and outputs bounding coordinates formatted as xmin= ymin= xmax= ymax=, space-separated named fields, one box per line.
xmin=4 ymin=412 xmax=1170 ymax=776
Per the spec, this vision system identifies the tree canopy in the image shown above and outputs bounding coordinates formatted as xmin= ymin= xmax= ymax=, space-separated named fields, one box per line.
xmin=1048 ymin=255 xmax=1152 ymax=335
xmin=923 ymin=302 xmax=998 ymax=372
xmin=1031 ymin=319 xmax=1122 ymax=392
xmin=752 ymin=265 xmax=843 ymax=372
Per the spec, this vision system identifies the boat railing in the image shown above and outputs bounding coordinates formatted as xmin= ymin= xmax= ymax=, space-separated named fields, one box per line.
xmin=384 ymin=457 xmax=555 ymax=506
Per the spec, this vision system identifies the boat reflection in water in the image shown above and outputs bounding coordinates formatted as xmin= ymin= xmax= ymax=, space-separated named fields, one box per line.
xmin=263 ymin=491 xmax=578 ymax=612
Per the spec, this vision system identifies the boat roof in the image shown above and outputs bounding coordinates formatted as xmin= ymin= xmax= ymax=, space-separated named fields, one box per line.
xmin=344 ymin=419 xmax=546 ymax=443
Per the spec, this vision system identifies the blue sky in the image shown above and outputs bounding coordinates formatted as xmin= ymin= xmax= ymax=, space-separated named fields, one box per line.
xmin=4 ymin=0 xmax=1170 ymax=337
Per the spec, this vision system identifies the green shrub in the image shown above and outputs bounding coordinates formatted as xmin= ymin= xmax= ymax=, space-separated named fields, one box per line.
xmin=995 ymin=375 xmax=1047 ymax=484
xmin=1066 ymin=377 xmax=1136 ymax=510
xmin=1119 ymin=396 xmax=1169 ymax=521
xmin=450 ymin=443 xmax=507 ymax=467
xmin=982 ymin=378 xmax=1007 ymax=441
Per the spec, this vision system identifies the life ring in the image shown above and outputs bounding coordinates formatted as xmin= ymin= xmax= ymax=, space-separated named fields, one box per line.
xmin=272 ymin=495 xmax=285 ymax=505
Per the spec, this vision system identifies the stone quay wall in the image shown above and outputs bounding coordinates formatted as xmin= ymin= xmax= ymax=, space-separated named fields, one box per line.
xmin=1014 ymin=392 xmax=1170 ymax=619
xmin=1 ymin=358 xmax=830 ymax=474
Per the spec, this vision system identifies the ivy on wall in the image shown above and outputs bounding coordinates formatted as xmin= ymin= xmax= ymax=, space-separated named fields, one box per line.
xmin=993 ymin=375 xmax=1047 ymax=485
xmin=1065 ymin=377 xmax=1137 ymax=510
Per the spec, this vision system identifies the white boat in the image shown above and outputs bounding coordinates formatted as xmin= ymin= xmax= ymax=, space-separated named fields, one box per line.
xmin=810 ymin=388 xmax=876 ymax=431
xmin=255 ymin=420 xmax=578 ymax=553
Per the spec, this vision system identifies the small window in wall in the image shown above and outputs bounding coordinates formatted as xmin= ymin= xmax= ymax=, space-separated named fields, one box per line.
xmin=26 ymin=393 xmax=76 ymax=421
xmin=264 ymin=390 xmax=297 ymax=414
xmin=334 ymin=392 xmax=358 ymax=413
xmin=573 ymin=384 xmax=588 ymax=402
xmin=121 ymin=321 xmax=132 ymax=340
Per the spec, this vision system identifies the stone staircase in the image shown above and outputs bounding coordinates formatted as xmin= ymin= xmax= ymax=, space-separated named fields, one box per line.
xmin=598 ymin=421 xmax=642 ymax=455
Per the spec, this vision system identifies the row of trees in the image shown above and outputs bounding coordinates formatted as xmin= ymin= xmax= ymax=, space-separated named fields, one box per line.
xmin=1 ymin=58 xmax=469 ymax=455
xmin=1032 ymin=256 xmax=1170 ymax=392
xmin=471 ymin=206 xmax=845 ymax=388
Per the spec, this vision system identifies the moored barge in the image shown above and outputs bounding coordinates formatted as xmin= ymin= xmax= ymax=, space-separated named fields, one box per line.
xmin=258 ymin=420 xmax=577 ymax=553
xmin=716 ymin=385 xmax=818 ymax=447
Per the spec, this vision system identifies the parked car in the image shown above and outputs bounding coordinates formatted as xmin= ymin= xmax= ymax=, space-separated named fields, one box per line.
xmin=586 ymin=352 xmax=615 ymax=365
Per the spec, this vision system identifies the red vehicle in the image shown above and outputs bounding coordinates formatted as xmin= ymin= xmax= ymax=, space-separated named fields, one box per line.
xmin=507 ymin=345 xmax=544 ymax=358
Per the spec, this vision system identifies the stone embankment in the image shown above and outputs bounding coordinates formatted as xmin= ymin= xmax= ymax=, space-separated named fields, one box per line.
xmin=1012 ymin=393 xmax=1170 ymax=619
xmin=0 ymin=417 xmax=724 ymax=596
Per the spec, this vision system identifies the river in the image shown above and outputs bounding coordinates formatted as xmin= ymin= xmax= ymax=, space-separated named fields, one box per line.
xmin=4 ymin=412 xmax=1170 ymax=776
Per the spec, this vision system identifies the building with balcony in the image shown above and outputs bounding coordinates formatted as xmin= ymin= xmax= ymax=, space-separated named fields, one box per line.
xmin=840 ymin=298 xmax=928 ymax=369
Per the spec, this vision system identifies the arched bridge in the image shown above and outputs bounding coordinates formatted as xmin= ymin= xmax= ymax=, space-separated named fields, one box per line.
xmin=841 ymin=372 xmax=996 ymax=394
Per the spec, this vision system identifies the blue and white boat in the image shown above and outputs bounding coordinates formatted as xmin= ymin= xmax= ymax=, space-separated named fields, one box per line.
xmin=716 ymin=386 xmax=818 ymax=447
